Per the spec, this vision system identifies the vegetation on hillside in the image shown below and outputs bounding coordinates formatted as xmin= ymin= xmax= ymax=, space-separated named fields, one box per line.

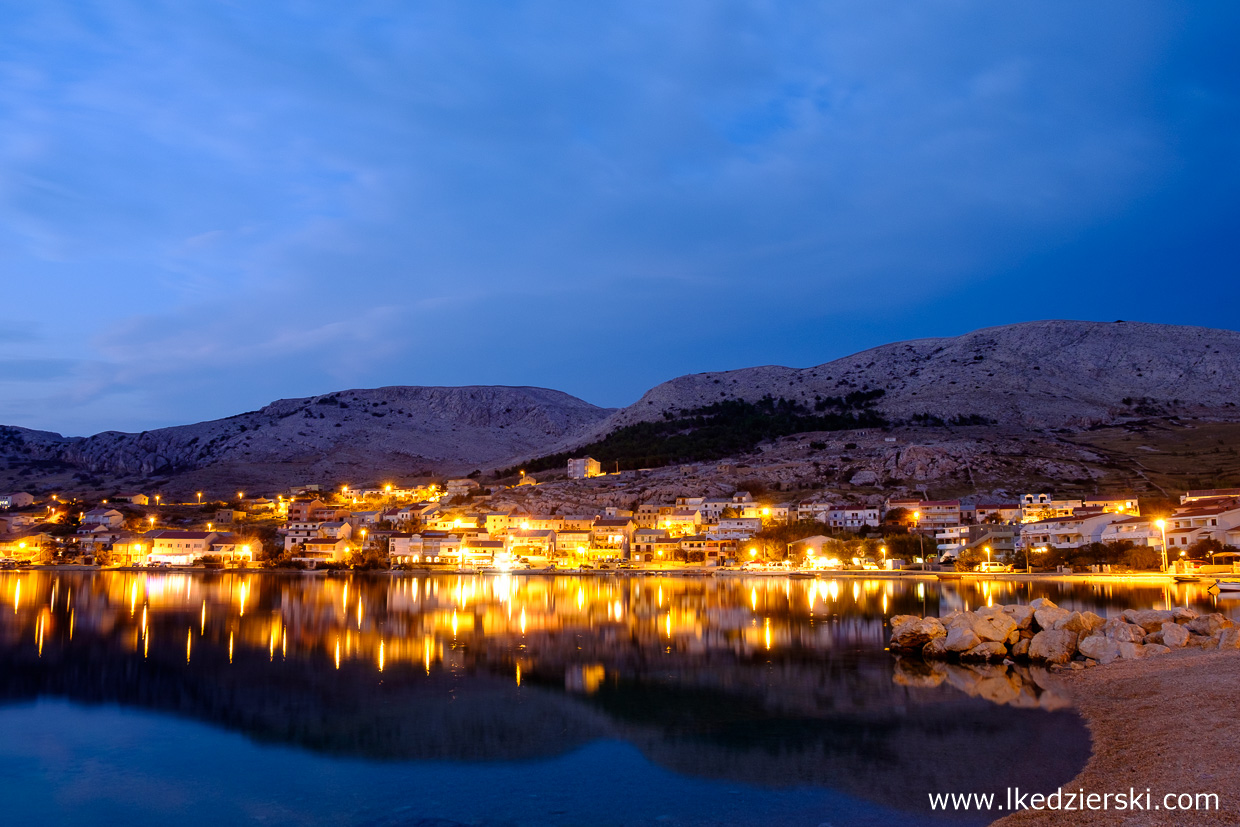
xmin=505 ymin=392 xmax=887 ymax=476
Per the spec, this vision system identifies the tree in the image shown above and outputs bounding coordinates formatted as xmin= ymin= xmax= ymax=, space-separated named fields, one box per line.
xmin=1124 ymin=545 xmax=1162 ymax=571
xmin=884 ymin=507 xmax=909 ymax=526
xmin=747 ymin=520 xmax=832 ymax=560
xmin=880 ymin=533 xmax=930 ymax=563
xmin=955 ymin=546 xmax=985 ymax=572
xmin=1187 ymin=537 xmax=1223 ymax=561
xmin=348 ymin=547 xmax=386 ymax=569
xmin=49 ymin=511 xmax=81 ymax=538
xmin=1068 ymin=542 xmax=1112 ymax=568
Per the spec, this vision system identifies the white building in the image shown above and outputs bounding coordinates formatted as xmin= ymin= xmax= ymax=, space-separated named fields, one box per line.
xmin=1020 ymin=493 xmax=1084 ymax=523
xmin=567 ymin=457 xmax=602 ymax=479
xmin=1019 ymin=513 xmax=1123 ymax=551
xmin=708 ymin=517 xmax=762 ymax=541
xmin=827 ymin=506 xmax=880 ymax=530
xmin=147 ymin=531 xmax=219 ymax=565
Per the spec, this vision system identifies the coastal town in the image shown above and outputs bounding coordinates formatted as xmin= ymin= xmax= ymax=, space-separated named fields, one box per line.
xmin=4 ymin=455 xmax=1240 ymax=576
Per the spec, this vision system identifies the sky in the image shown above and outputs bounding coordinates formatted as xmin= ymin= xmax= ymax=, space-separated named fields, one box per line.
xmin=1 ymin=1 xmax=1238 ymax=436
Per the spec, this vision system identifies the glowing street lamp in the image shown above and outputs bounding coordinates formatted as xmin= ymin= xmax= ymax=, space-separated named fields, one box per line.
xmin=1155 ymin=518 xmax=1168 ymax=573
xmin=913 ymin=510 xmax=927 ymax=570
xmin=148 ymin=516 xmax=155 ymax=528
xmin=154 ymin=495 xmax=161 ymax=506
xmin=196 ymin=492 xmax=203 ymax=504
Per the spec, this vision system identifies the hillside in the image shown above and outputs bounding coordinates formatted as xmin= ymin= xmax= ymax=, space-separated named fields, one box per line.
xmin=4 ymin=320 xmax=1240 ymax=499
xmin=0 ymin=386 xmax=613 ymax=494
xmin=507 ymin=320 xmax=1240 ymax=498
xmin=589 ymin=320 xmax=1240 ymax=436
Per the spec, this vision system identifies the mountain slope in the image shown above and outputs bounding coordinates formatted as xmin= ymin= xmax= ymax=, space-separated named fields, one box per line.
xmin=0 ymin=386 xmax=613 ymax=492
xmin=585 ymin=320 xmax=1240 ymax=438
xmin=500 ymin=320 xmax=1240 ymax=497
xmin=5 ymin=320 xmax=1240 ymax=498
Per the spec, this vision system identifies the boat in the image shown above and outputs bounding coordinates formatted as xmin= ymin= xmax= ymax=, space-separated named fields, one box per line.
xmin=1173 ymin=575 xmax=1203 ymax=583
xmin=936 ymin=572 xmax=964 ymax=581
xmin=787 ymin=571 xmax=813 ymax=579
xmin=1209 ymin=579 xmax=1240 ymax=595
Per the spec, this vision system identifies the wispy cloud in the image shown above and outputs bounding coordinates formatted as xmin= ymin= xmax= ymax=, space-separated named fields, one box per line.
xmin=0 ymin=1 xmax=1236 ymax=433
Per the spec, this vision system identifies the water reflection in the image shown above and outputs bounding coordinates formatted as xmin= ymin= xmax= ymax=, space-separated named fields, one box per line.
xmin=6 ymin=570 xmax=1203 ymax=820
xmin=894 ymin=658 xmax=1071 ymax=710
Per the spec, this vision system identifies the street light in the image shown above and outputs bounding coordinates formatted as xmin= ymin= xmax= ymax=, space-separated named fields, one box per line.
xmin=913 ymin=510 xmax=927 ymax=570
xmin=196 ymin=492 xmax=203 ymax=504
xmin=1155 ymin=518 xmax=1168 ymax=573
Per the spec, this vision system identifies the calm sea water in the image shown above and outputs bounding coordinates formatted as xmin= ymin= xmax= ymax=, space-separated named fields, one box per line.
xmin=0 ymin=571 xmax=1227 ymax=826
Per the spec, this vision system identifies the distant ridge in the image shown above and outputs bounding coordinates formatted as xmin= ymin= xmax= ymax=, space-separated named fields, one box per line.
xmin=578 ymin=320 xmax=1240 ymax=439
xmin=4 ymin=320 xmax=1240 ymax=494
xmin=0 ymin=385 xmax=613 ymax=491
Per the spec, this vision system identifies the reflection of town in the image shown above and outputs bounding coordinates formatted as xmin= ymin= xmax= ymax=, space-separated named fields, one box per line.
xmin=1 ymin=572 xmax=1222 ymax=682
xmin=2 ymin=572 xmax=910 ymax=675
xmin=0 ymin=571 xmax=1118 ymax=808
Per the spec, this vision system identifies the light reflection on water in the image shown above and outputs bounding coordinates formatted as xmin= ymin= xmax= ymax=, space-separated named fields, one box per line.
xmin=0 ymin=571 xmax=1223 ymax=673
xmin=0 ymin=570 xmax=1219 ymax=826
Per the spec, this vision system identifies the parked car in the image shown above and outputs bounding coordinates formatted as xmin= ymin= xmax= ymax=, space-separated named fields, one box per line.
xmin=974 ymin=561 xmax=1011 ymax=573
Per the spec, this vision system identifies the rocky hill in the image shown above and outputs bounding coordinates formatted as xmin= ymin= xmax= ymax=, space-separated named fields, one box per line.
xmin=505 ymin=320 xmax=1240 ymax=500
xmin=4 ymin=320 xmax=1240 ymax=499
xmin=584 ymin=320 xmax=1240 ymax=438
xmin=0 ymin=386 xmax=612 ymax=494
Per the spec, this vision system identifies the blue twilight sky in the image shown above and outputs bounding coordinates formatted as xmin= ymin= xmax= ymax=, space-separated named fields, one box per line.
xmin=1 ymin=2 xmax=1238 ymax=436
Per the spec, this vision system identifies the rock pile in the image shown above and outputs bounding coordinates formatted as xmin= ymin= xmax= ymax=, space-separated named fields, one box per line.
xmin=889 ymin=598 xmax=1238 ymax=666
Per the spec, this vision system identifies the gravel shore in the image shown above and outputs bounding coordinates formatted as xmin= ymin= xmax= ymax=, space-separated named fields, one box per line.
xmin=993 ymin=649 xmax=1239 ymax=826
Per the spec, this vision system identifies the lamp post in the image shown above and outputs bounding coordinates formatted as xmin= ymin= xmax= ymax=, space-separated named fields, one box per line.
xmin=913 ymin=510 xmax=926 ymax=570
xmin=1155 ymin=519 xmax=1168 ymax=573
xmin=196 ymin=492 xmax=203 ymax=504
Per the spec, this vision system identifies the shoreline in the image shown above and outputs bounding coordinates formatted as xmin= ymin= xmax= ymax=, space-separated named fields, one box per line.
xmin=992 ymin=648 xmax=1240 ymax=826
xmin=1 ymin=565 xmax=1193 ymax=583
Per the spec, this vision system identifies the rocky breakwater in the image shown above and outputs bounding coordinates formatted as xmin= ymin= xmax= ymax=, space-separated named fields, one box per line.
xmin=888 ymin=598 xmax=1239 ymax=668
